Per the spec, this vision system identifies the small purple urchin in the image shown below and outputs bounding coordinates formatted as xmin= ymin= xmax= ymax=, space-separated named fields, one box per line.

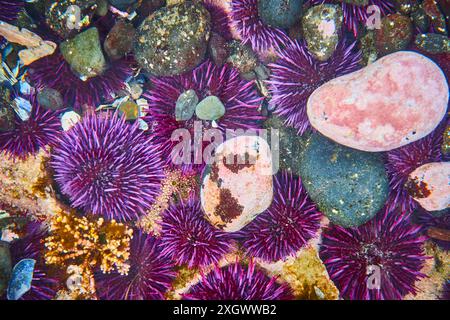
xmin=0 ymin=0 xmax=24 ymax=22
xmin=238 ymin=171 xmax=322 ymax=262
xmin=28 ymin=52 xmax=133 ymax=111
xmin=385 ymin=120 xmax=447 ymax=214
xmin=320 ymin=209 xmax=428 ymax=300
xmin=268 ymin=39 xmax=361 ymax=135
xmin=51 ymin=112 xmax=164 ymax=222
xmin=8 ymin=222 xmax=60 ymax=300
xmin=0 ymin=96 xmax=61 ymax=160
xmin=230 ymin=0 xmax=290 ymax=53
xmin=308 ymin=0 xmax=395 ymax=37
xmin=95 ymin=230 xmax=176 ymax=300
xmin=183 ymin=262 xmax=293 ymax=300
xmin=160 ymin=198 xmax=232 ymax=268
xmin=143 ymin=61 xmax=264 ymax=174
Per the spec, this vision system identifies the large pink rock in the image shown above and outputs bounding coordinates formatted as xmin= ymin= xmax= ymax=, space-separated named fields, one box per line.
xmin=406 ymin=162 xmax=450 ymax=212
xmin=307 ymin=51 xmax=449 ymax=152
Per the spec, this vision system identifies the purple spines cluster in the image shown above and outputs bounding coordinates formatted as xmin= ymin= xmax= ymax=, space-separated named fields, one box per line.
xmin=308 ymin=0 xmax=396 ymax=37
xmin=385 ymin=121 xmax=446 ymax=214
xmin=0 ymin=97 xmax=61 ymax=160
xmin=268 ymin=39 xmax=361 ymax=135
xmin=415 ymin=208 xmax=450 ymax=250
xmin=202 ymin=0 xmax=233 ymax=40
xmin=0 ymin=0 xmax=24 ymax=22
xmin=230 ymin=0 xmax=290 ymax=53
xmin=95 ymin=230 xmax=176 ymax=300
xmin=8 ymin=222 xmax=60 ymax=300
xmin=183 ymin=262 xmax=293 ymax=300
xmin=160 ymin=198 xmax=232 ymax=268
xmin=51 ymin=112 xmax=164 ymax=222
xmin=238 ymin=171 xmax=322 ymax=262
xmin=143 ymin=61 xmax=264 ymax=174
xmin=320 ymin=209 xmax=428 ymax=300
xmin=28 ymin=52 xmax=133 ymax=111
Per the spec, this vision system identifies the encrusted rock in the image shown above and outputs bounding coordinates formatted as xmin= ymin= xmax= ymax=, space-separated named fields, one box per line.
xmin=423 ymin=0 xmax=447 ymax=35
xmin=302 ymin=4 xmax=343 ymax=61
xmin=307 ymin=51 xmax=449 ymax=152
xmin=60 ymin=27 xmax=106 ymax=80
xmin=406 ymin=162 xmax=450 ymax=212
xmin=415 ymin=33 xmax=450 ymax=54
xmin=258 ymin=0 xmax=303 ymax=29
xmin=375 ymin=14 xmax=413 ymax=55
xmin=298 ymin=133 xmax=388 ymax=227
xmin=104 ymin=20 xmax=135 ymax=61
xmin=201 ymin=136 xmax=273 ymax=232
xmin=37 ymin=88 xmax=64 ymax=111
xmin=134 ymin=1 xmax=211 ymax=76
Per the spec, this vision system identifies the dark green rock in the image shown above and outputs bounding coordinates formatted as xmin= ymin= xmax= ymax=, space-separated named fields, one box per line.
xmin=415 ymin=33 xmax=450 ymax=54
xmin=258 ymin=0 xmax=303 ymax=29
xmin=134 ymin=1 xmax=211 ymax=76
xmin=298 ymin=133 xmax=389 ymax=227
xmin=0 ymin=241 xmax=12 ymax=296
xmin=60 ymin=27 xmax=106 ymax=80
xmin=411 ymin=7 xmax=431 ymax=33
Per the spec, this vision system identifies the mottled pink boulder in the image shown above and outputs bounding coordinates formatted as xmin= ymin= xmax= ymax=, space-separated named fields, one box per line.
xmin=307 ymin=51 xmax=449 ymax=152
xmin=406 ymin=162 xmax=450 ymax=212
xmin=201 ymin=136 xmax=273 ymax=232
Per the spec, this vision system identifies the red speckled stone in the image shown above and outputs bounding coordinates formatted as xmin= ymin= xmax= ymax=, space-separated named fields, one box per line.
xmin=407 ymin=162 xmax=450 ymax=211
xmin=307 ymin=51 xmax=449 ymax=152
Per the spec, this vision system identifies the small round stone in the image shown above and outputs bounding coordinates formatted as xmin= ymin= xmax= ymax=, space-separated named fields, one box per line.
xmin=175 ymin=90 xmax=198 ymax=121
xmin=37 ymin=88 xmax=64 ymax=111
xmin=195 ymin=96 xmax=226 ymax=121
xmin=298 ymin=133 xmax=389 ymax=228
xmin=118 ymin=100 xmax=139 ymax=120
xmin=134 ymin=1 xmax=211 ymax=76
xmin=258 ymin=0 xmax=303 ymax=29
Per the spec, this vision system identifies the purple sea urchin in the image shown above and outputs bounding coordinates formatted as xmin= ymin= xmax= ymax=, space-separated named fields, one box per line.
xmin=203 ymin=0 xmax=233 ymax=40
xmin=320 ymin=209 xmax=428 ymax=300
xmin=160 ymin=198 xmax=232 ymax=268
xmin=95 ymin=230 xmax=176 ymax=300
xmin=29 ymin=52 xmax=133 ymax=111
xmin=0 ymin=0 xmax=24 ymax=22
xmin=51 ymin=112 xmax=164 ymax=222
xmin=239 ymin=171 xmax=322 ymax=262
xmin=308 ymin=0 xmax=395 ymax=37
xmin=268 ymin=39 xmax=361 ymax=135
xmin=385 ymin=122 xmax=446 ymax=213
xmin=183 ymin=262 xmax=293 ymax=300
xmin=0 ymin=97 xmax=61 ymax=160
xmin=8 ymin=222 xmax=59 ymax=300
xmin=143 ymin=61 xmax=263 ymax=174
xmin=230 ymin=0 xmax=290 ymax=53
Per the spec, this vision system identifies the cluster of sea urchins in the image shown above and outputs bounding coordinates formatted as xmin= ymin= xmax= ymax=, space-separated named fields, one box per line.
xmin=0 ymin=0 xmax=447 ymax=302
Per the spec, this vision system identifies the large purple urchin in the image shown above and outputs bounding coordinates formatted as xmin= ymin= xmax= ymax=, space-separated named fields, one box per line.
xmin=385 ymin=121 xmax=446 ymax=214
xmin=203 ymin=0 xmax=233 ymax=40
xmin=268 ymin=39 xmax=361 ymax=135
xmin=0 ymin=0 xmax=24 ymax=22
xmin=160 ymin=198 xmax=232 ymax=268
xmin=143 ymin=60 xmax=264 ymax=174
xmin=28 ymin=52 xmax=133 ymax=111
xmin=8 ymin=222 xmax=60 ymax=300
xmin=0 ymin=97 xmax=61 ymax=160
xmin=229 ymin=0 xmax=290 ymax=53
xmin=308 ymin=0 xmax=395 ymax=37
xmin=95 ymin=230 xmax=176 ymax=300
xmin=238 ymin=171 xmax=322 ymax=262
xmin=51 ymin=112 xmax=164 ymax=222
xmin=320 ymin=209 xmax=428 ymax=300
xmin=182 ymin=262 xmax=293 ymax=300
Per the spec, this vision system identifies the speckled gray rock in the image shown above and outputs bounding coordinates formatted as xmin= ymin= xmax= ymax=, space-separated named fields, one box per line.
xmin=134 ymin=1 xmax=211 ymax=76
xmin=302 ymin=4 xmax=343 ymax=61
xmin=60 ymin=27 xmax=106 ymax=80
xmin=258 ymin=0 xmax=303 ymax=29
xmin=298 ymin=133 xmax=389 ymax=227
xmin=415 ymin=33 xmax=450 ymax=54
xmin=176 ymin=90 xmax=198 ymax=121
